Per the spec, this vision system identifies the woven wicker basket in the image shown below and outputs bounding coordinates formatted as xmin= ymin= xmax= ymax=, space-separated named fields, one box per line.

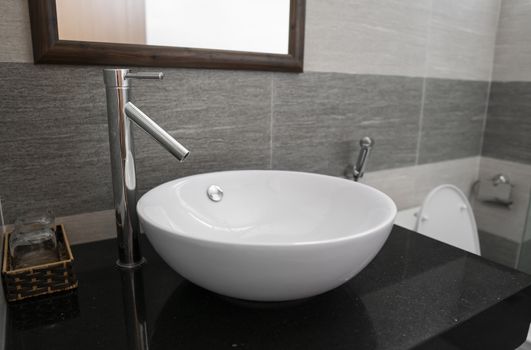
xmin=2 ymin=224 xmax=78 ymax=302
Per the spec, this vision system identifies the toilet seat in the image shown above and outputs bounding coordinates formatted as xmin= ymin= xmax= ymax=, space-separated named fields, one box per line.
xmin=415 ymin=185 xmax=481 ymax=255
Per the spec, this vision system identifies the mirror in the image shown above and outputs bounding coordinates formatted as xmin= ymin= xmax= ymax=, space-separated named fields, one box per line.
xmin=55 ymin=0 xmax=290 ymax=54
xmin=28 ymin=0 xmax=305 ymax=71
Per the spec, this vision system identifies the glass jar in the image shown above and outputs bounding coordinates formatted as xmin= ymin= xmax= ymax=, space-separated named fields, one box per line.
xmin=9 ymin=211 xmax=59 ymax=269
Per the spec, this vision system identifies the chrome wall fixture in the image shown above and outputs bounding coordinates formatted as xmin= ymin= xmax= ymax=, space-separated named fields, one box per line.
xmin=103 ymin=69 xmax=190 ymax=269
xmin=473 ymin=173 xmax=514 ymax=207
xmin=353 ymin=137 xmax=374 ymax=182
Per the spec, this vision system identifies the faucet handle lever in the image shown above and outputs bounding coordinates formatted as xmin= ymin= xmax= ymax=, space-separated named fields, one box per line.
xmin=125 ymin=72 xmax=164 ymax=80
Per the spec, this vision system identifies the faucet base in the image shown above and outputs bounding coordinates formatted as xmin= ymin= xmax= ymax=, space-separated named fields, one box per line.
xmin=116 ymin=257 xmax=146 ymax=270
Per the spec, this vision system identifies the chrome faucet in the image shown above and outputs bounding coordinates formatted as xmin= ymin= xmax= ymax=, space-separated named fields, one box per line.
xmin=352 ymin=136 xmax=374 ymax=182
xmin=103 ymin=69 xmax=189 ymax=269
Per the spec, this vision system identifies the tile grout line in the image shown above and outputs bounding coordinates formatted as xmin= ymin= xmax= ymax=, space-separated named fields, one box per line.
xmin=269 ymin=74 xmax=274 ymax=169
xmin=413 ymin=0 xmax=433 ymax=172
xmin=474 ymin=1 xmax=502 ymax=226
xmin=415 ymin=79 xmax=427 ymax=167
xmin=411 ymin=0 xmax=434 ymax=206
xmin=478 ymin=0 xmax=502 ymax=162
xmin=414 ymin=0 xmax=434 ymax=168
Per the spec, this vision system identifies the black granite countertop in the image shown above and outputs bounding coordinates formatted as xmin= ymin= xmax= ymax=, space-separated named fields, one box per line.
xmin=5 ymin=226 xmax=531 ymax=350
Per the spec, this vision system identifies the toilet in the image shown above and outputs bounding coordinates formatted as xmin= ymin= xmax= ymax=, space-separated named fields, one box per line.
xmin=395 ymin=185 xmax=481 ymax=255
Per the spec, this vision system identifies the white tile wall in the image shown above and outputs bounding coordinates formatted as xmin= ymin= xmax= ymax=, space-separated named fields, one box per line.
xmin=0 ymin=0 xmax=33 ymax=63
xmin=365 ymin=156 xmax=480 ymax=210
xmin=364 ymin=166 xmax=418 ymax=210
xmin=413 ymin=157 xmax=481 ymax=204
xmin=425 ymin=0 xmax=501 ymax=81
xmin=304 ymin=0 xmax=431 ymax=78
xmin=492 ymin=0 xmax=531 ymax=82
xmin=305 ymin=0 xmax=500 ymax=81
xmin=1 ymin=0 xmax=503 ymax=81
xmin=56 ymin=209 xmax=116 ymax=245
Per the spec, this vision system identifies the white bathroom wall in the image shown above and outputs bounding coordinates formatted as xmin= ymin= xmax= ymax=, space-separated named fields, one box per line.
xmin=0 ymin=0 xmax=32 ymax=63
xmin=492 ymin=0 xmax=531 ymax=82
xmin=1 ymin=0 xmax=502 ymax=82
xmin=305 ymin=0 xmax=500 ymax=80
xmin=426 ymin=0 xmax=500 ymax=81
xmin=365 ymin=157 xmax=480 ymax=210
xmin=304 ymin=0 xmax=431 ymax=77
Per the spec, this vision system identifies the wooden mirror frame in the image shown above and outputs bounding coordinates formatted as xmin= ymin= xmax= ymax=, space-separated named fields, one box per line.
xmin=28 ymin=0 xmax=305 ymax=72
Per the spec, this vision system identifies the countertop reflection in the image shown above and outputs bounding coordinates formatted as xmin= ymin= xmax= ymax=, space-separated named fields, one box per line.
xmin=5 ymin=226 xmax=531 ymax=350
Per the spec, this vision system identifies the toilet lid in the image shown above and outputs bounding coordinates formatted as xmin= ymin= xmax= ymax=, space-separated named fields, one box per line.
xmin=416 ymin=185 xmax=481 ymax=255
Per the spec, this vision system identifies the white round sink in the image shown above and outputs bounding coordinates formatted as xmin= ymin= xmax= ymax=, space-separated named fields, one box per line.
xmin=137 ymin=170 xmax=396 ymax=301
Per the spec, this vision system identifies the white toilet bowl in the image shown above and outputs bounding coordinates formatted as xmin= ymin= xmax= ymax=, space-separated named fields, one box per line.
xmin=395 ymin=185 xmax=480 ymax=255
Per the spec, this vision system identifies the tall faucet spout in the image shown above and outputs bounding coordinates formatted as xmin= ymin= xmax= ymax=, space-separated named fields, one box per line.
xmin=104 ymin=68 xmax=190 ymax=268
xmin=125 ymin=102 xmax=190 ymax=161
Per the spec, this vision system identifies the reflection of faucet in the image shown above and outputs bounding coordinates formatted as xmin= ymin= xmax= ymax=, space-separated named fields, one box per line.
xmin=104 ymin=69 xmax=190 ymax=268
xmin=352 ymin=137 xmax=374 ymax=182
xmin=120 ymin=267 xmax=149 ymax=350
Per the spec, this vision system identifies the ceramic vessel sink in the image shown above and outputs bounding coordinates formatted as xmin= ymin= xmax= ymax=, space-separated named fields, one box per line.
xmin=137 ymin=170 xmax=396 ymax=301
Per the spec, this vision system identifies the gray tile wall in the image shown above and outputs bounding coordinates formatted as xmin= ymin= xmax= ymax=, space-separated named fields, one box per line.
xmin=518 ymin=239 xmax=531 ymax=275
xmin=419 ymin=79 xmax=490 ymax=164
xmin=271 ymin=73 xmax=422 ymax=174
xmin=482 ymin=82 xmax=531 ymax=164
xmin=0 ymin=64 xmax=272 ymax=222
xmin=132 ymin=69 xmax=273 ymax=190
xmin=0 ymin=63 xmax=491 ymax=223
xmin=0 ymin=64 xmax=113 ymax=221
